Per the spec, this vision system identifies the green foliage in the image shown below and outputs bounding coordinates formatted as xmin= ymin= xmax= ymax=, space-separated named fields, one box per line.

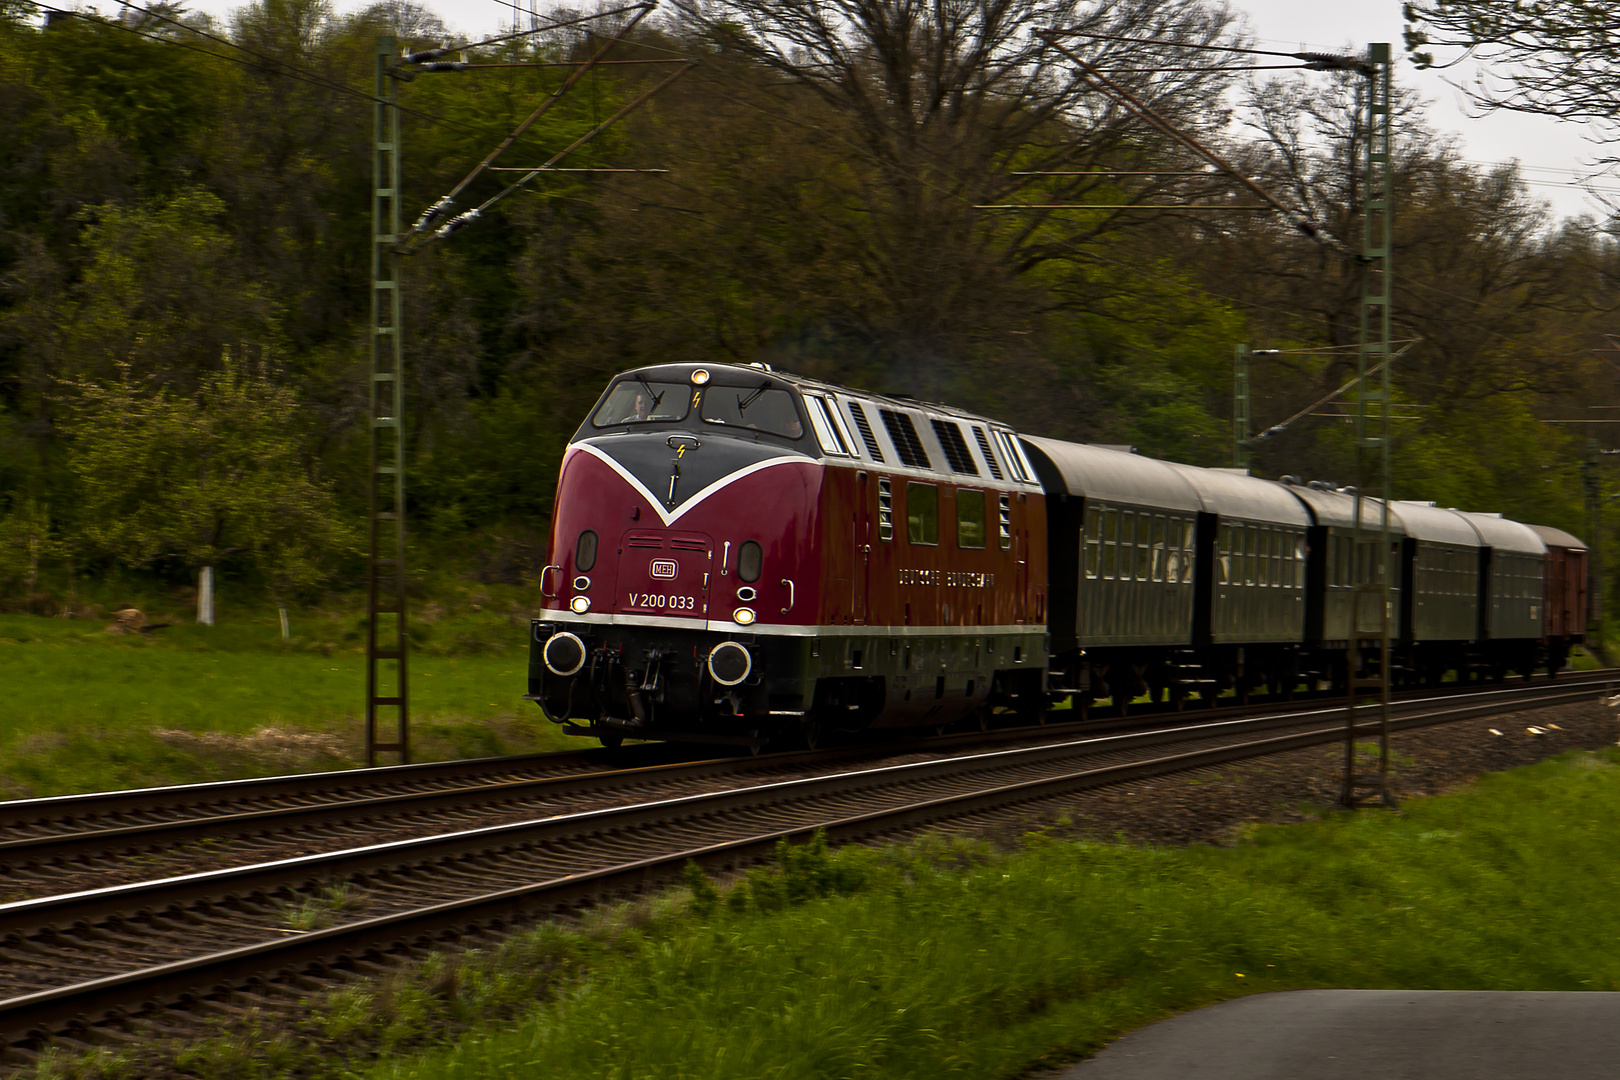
xmin=62 ymin=352 xmax=355 ymax=599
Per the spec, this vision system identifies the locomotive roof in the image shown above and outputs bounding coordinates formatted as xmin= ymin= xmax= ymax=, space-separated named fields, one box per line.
xmin=1525 ymin=523 xmax=1586 ymax=551
xmin=1452 ymin=511 xmax=1547 ymax=556
xmin=1019 ymin=436 xmax=1203 ymax=512
xmin=618 ymin=362 xmax=1011 ymax=429
xmin=1162 ymin=464 xmax=1311 ymax=526
xmin=1283 ymin=485 xmax=1407 ymax=534
xmin=1391 ymin=501 xmax=1483 ymax=547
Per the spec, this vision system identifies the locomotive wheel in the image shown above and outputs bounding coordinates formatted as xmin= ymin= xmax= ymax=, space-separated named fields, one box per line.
xmin=599 ymin=734 xmax=623 ymax=750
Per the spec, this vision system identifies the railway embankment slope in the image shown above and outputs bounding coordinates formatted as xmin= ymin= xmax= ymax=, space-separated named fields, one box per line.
xmin=25 ymin=703 xmax=1620 ymax=1080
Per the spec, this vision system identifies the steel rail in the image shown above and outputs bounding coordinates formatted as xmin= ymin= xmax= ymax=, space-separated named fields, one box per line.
xmin=9 ymin=671 xmax=1611 ymax=855
xmin=1 ymin=677 xmax=1610 ymax=1048
xmin=6 ymin=680 xmax=1607 ymax=906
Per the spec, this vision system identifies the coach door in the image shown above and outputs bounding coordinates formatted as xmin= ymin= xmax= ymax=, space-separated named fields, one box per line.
xmin=853 ymin=472 xmax=871 ymax=623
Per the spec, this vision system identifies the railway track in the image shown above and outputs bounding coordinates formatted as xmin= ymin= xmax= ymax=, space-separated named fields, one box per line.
xmin=1 ymin=672 xmax=1613 ymax=1057
xmin=7 ymin=673 xmax=1609 ymax=887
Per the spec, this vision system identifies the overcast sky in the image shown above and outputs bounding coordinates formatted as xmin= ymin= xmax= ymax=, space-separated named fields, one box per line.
xmin=157 ymin=0 xmax=1615 ymax=223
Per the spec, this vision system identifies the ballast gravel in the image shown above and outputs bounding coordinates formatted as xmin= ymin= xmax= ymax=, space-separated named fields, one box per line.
xmin=1037 ymin=698 xmax=1620 ymax=847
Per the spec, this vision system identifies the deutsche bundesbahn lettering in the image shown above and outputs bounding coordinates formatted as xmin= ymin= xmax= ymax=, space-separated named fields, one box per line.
xmin=897 ymin=569 xmax=996 ymax=588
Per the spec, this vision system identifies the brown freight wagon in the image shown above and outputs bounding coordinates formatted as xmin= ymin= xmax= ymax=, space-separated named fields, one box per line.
xmin=1525 ymin=523 xmax=1587 ymax=674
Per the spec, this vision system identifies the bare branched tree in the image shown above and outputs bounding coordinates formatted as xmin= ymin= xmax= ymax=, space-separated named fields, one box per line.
xmin=665 ymin=0 xmax=1248 ymax=387
xmin=1405 ymin=1 xmax=1620 ymax=149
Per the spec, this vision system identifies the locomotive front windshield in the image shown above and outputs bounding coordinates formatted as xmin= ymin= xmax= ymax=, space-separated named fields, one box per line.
xmin=591 ymin=379 xmax=691 ymax=427
xmin=700 ymin=384 xmax=803 ymax=438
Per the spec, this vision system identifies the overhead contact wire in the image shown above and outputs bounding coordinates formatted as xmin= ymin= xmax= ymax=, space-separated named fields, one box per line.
xmin=401 ymin=2 xmax=658 ymax=244
xmin=1036 ymin=30 xmax=1360 ymax=261
xmin=432 ymin=60 xmax=698 ymax=242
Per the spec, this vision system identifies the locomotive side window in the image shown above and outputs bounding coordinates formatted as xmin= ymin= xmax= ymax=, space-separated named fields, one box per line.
xmin=737 ymin=540 xmax=763 ymax=583
xmin=824 ymin=396 xmax=859 ymax=454
xmin=1084 ymin=506 xmax=1102 ymax=578
xmin=701 ymin=385 xmax=804 ymax=438
xmin=906 ymin=483 xmax=939 ymax=545
xmin=805 ymin=395 xmax=850 ymax=456
xmin=878 ymin=478 xmax=894 ymax=541
xmin=575 ymin=530 xmax=598 ymax=573
xmin=591 ymin=378 xmax=691 ymax=426
xmin=956 ymin=489 xmax=986 ymax=549
xmin=1101 ymin=509 xmax=1118 ymax=579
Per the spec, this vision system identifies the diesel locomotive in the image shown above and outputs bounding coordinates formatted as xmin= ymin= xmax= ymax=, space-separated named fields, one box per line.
xmin=529 ymin=362 xmax=1587 ymax=750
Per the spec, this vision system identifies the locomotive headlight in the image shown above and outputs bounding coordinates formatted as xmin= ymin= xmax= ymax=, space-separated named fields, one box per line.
xmin=732 ymin=606 xmax=756 ymax=625
xmin=691 ymin=368 xmax=710 ymax=385
xmin=570 ymin=595 xmax=591 ymax=614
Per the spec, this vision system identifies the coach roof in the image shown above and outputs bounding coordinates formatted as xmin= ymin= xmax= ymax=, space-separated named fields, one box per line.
xmin=1019 ymin=436 xmax=1203 ymax=513
xmin=1525 ymin=523 xmax=1586 ymax=551
xmin=1453 ymin=511 xmax=1547 ymax=556
xmin=1164 ymin=464 xmax=1311 ymax=526
xmin=1392 ymin=501 xmax=1484 ymax=547
xmin=1284 ymin=485 xmax=1407 ymax=534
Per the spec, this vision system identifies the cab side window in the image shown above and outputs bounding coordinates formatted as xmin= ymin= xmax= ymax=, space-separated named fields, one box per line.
xmin=956 ymin=489 xmax=986 ymax=549
xmin=906 ymin=483 xmax=938 ymax=545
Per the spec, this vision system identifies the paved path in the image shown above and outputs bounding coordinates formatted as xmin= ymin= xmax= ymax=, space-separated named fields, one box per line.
xmin=1060 ymin=990 xmax=1620 ymax=1079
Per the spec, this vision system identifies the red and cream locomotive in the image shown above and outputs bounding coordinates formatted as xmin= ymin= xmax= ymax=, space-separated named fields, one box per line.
xmin=529 ymin=362 xmax=1051 ymax=749
xmin=532 ymin=362 xmax=1589 ymax=750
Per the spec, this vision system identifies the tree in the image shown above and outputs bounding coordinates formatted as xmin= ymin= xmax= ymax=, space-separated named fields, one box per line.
xmin=1404 ymin=1 xmax=1620 ymax=146
xmin=63 ymin=352 xmax=354 ymax=624
xmin=662 ymin=0 xmax=1247 ymax=397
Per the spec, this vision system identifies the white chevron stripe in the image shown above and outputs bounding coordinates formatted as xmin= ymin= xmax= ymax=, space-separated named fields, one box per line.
xmin=567 ymin=442 xmax=816 ymax=526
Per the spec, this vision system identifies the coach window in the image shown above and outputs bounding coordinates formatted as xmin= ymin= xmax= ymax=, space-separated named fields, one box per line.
xmin=1118 ymin=511 xmax=1136 ymax=581
xmin=1216 ymin=524 xmax=1230 ymax=585
xmin=1140 ymin=514 xmax=1153 ymax=582
xmin=1180 ymin=519 xmax=1196 ymax=583
xmin=1149 ymin=516 xmax=1166 ymax=582
xmin=1101 ymin=509 xmax=1119 ymax=579
xmin=1084 ymin=506 xmax=1102 ymax=579
xmin=1294 ymin=535 xmax=1307 ymax=587
xmin=1163 ymin=516 xmax=1180 ymax=582
xmin=907 ymin=483 xmax=939 ymax=546
xmin=957 ymin=489 xmax=986 ymax=549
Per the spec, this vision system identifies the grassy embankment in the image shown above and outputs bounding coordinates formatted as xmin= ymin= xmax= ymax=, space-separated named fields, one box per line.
xmin=34 ymin=745 xmax=1620 ymax=1080
xmin=0 ymin=605 xmax=573 ymax=799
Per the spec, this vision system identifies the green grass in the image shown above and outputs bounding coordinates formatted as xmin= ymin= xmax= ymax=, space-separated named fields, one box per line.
xmin=0 ymin=613 xmax=571 ymax=798
xmin=28 ymin=749 xmax=1620 ymax=1080
xmin=367 ymin=750 xmax=1620 ymax=1080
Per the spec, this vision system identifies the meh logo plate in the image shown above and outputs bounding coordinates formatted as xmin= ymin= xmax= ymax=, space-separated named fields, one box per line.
xmin=650 ymin=559 xmax=678 ymax=579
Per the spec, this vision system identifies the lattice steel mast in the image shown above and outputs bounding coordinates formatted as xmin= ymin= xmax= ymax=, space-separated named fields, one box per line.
xmin=367 ymin=36 xmax=408 ymax=766
xmin=1343 ymin=42 xmax=1396 ymax=810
